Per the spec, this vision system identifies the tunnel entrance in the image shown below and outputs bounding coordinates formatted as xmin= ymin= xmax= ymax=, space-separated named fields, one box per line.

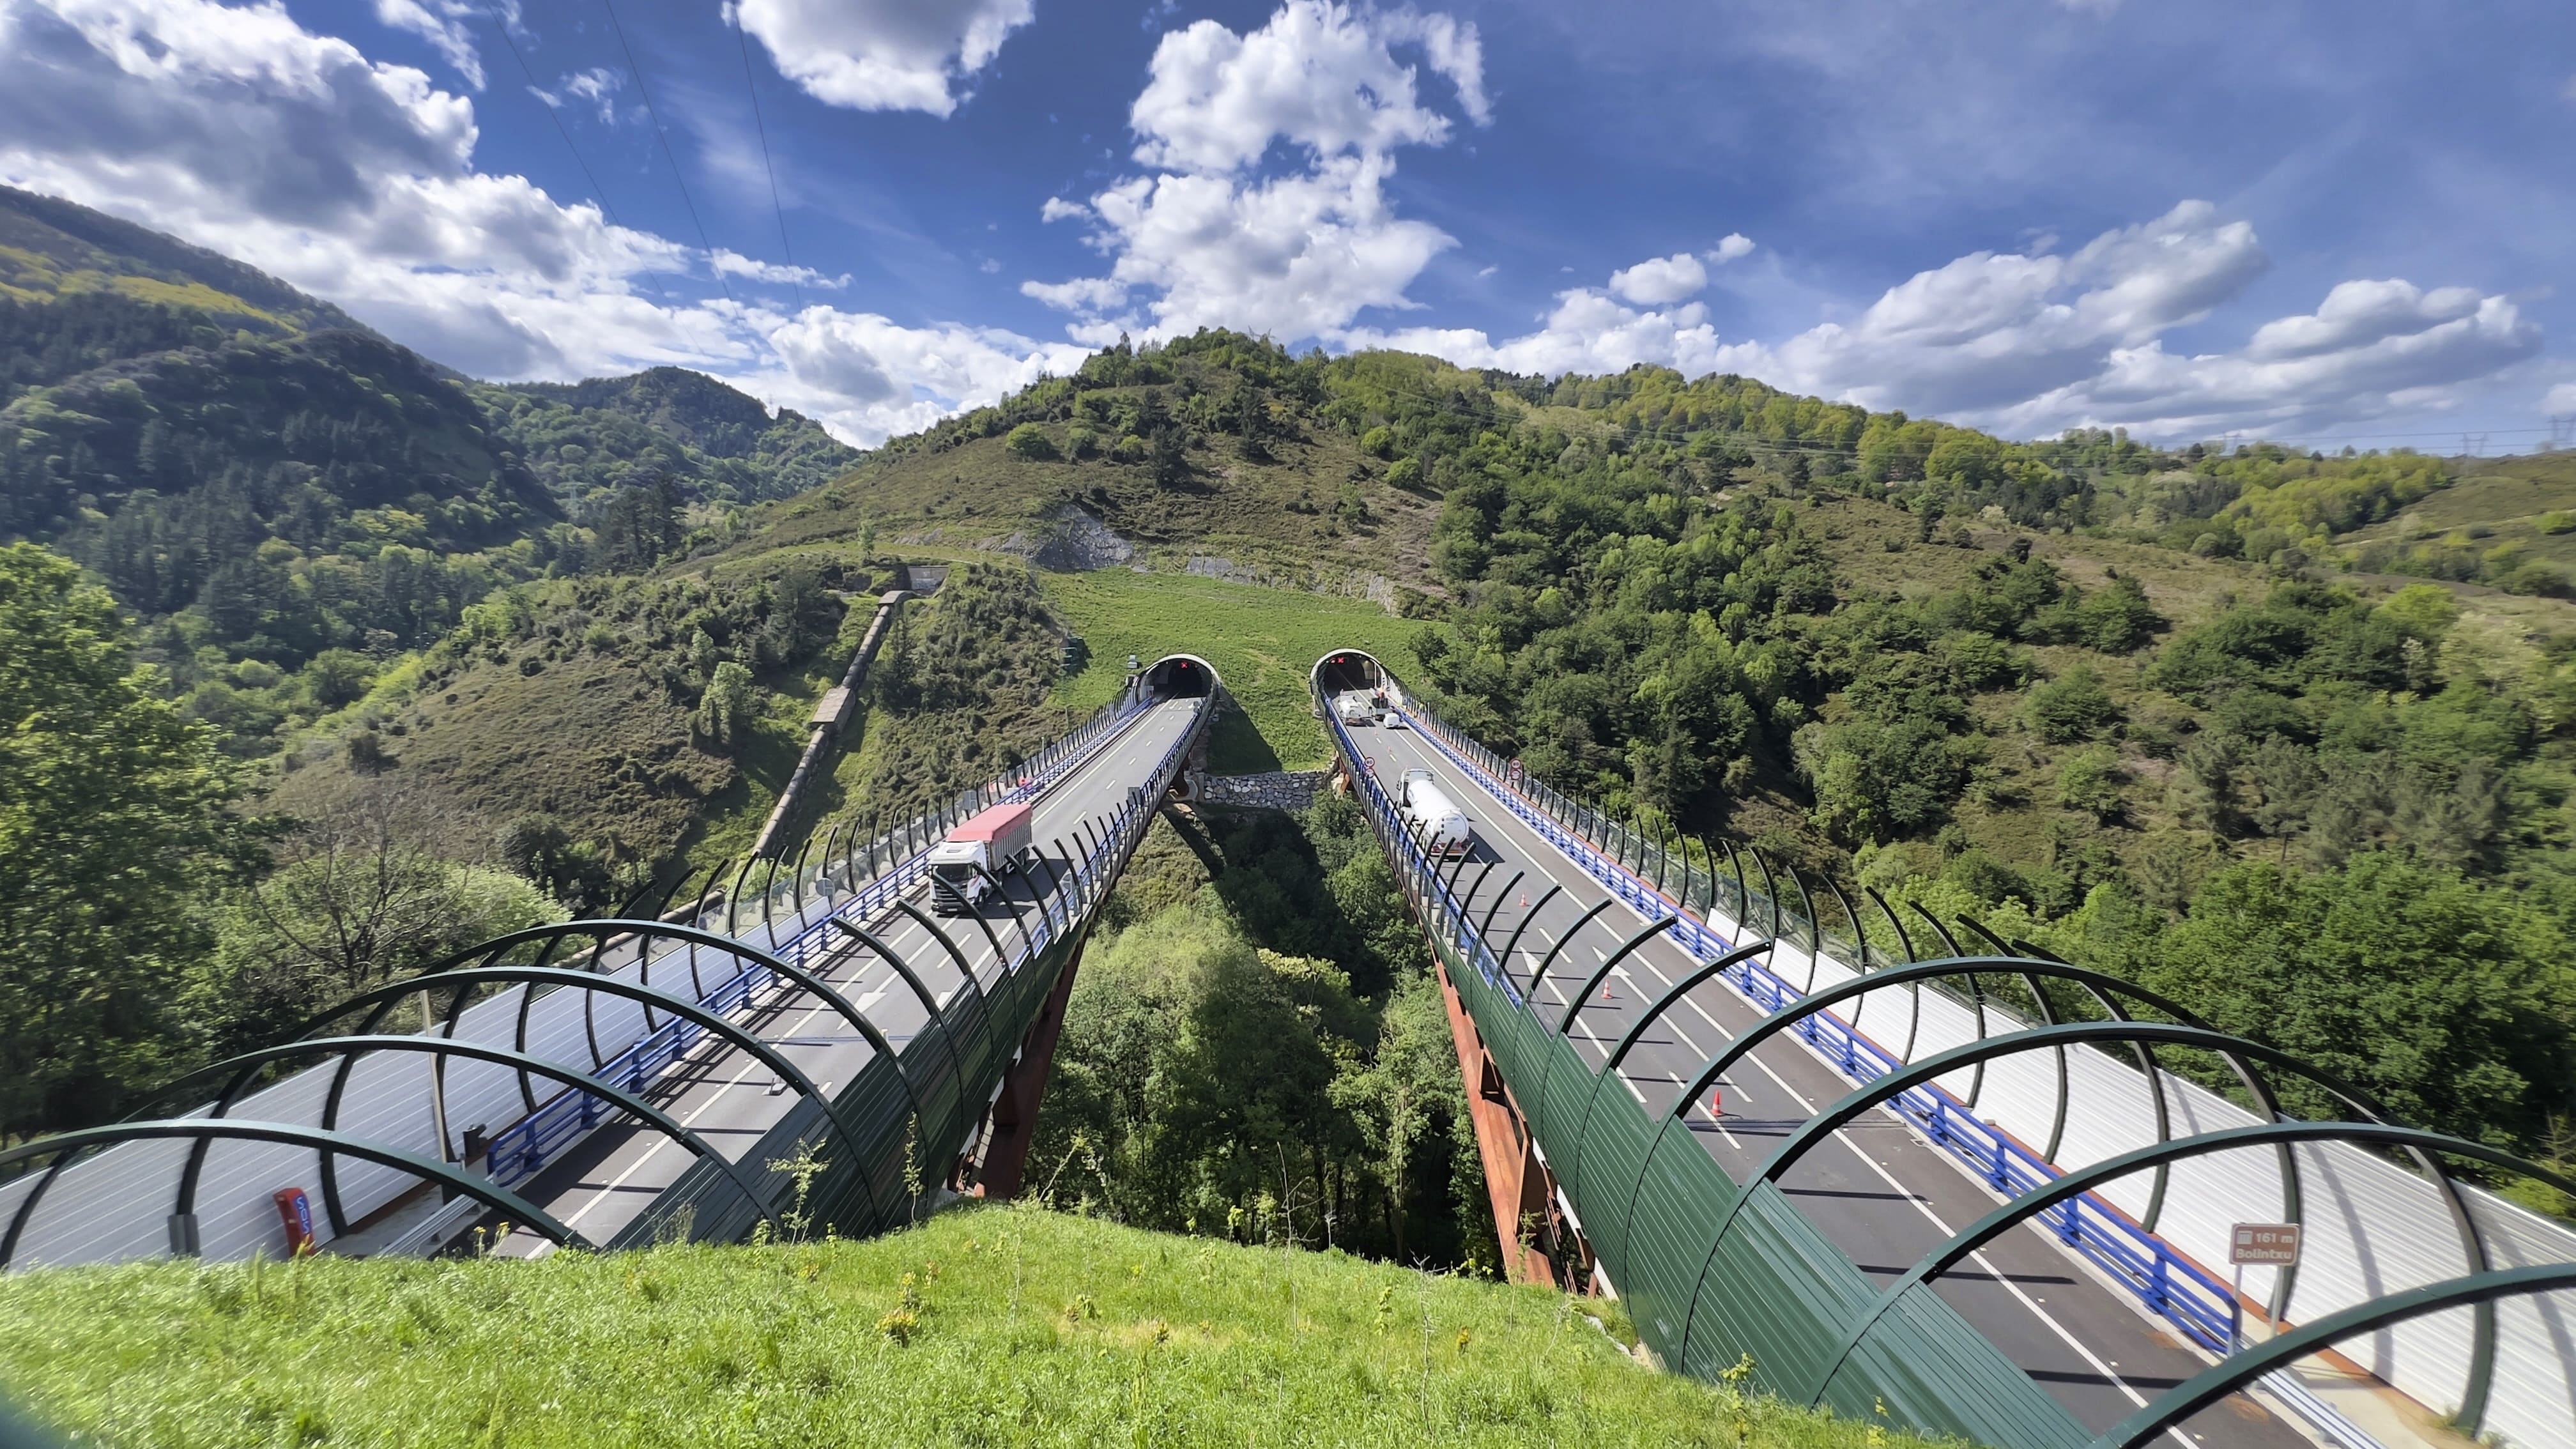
xmin=1314 ymin=651 xmax=1384 ymax=700
xmin=1144 ymin=655 xmax=1215 ymax=700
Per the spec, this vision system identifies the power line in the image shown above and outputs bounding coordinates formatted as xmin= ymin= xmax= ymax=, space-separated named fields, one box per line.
xmin=598 ymin=0 xmax=737 ymax=310
xmin=732 ymin=11 xmax=806 ymax=314
xmin=492 ymin=12 xmax=709 ymax=360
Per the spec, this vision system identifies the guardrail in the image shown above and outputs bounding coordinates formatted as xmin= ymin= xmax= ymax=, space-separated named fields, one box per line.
xmin=485 ymin=689 xmax=1168 ymax=1190
xmin=1381 ymin=701 xmax=2241 ymax=1354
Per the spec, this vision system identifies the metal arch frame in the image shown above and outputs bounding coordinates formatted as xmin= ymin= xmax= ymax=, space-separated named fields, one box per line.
xmin=1644 ymin=952 xmax=2334 ymax=1310
xmin=1491 ymin=884 xmax=1565 ymax=992
xmin=1476 ymin=870 xmax=1528 ymax=942
xmin=1804 ymin=1120 xmax=2576 ymax=1413
xmin=1784 ymin=861 xmax=1825 ymax=991
xmin=1952 ymin=917 xmax=2077 ymax=1163
xmin=1748 ymin=843 xmax=1785 ymax=958
xmin=1905 ymin=901 xmax=1989 ymax=1107
xmin=1713 ymin=836 xmax=1748 ymax=928
xmin=302 ymin=963 xmax=884 ymax=1232
xmin=1 ymin=1121 xmax=590 ymax=1268
xmin=1555 ymin=914 xmax=1681 ymax=1034
xmin=1454 ymin=859 xmax=1503 ymax=935
xmin=2090 ymin=1266 xmax=2576 ymax=1449
xmin=1670 ymin=1020 xmax=2414 ymax=1376
xmin=1600 ymin=940 xmax=1778 ymax=1075
xmin=723 ymin=855 xmax=760 ymax=937
xmin=1560 ymin=939 xmax=1777 ymax=1198
xmin=1862 ymin=885 xmax=1926 ymax=1065
xmin=1819 ymin=873 xmax=1869 ymax=974
xmin=1524 ymin=898 xmax=1618 ymax=999
xmin=890 ymin=900 xmax=988 ymax=1002
xmin=827 ymin=919 xmax=968 ymax=1111
xmin=146 ymin=1036 xmax=781 ymax=1242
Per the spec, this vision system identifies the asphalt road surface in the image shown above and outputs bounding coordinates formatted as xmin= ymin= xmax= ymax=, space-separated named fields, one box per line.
xmin=497 ymin=696 xmax=1205 ymax=1252
xmin=1349 ymin=714 xmax=2308 ymax=1449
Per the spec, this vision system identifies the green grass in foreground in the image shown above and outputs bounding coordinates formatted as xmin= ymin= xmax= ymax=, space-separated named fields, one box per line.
xmin=1042 ymin=570 xmax=1423 ymax=772
xmin=0 ymin=1206 xmax=1945 ymax=1448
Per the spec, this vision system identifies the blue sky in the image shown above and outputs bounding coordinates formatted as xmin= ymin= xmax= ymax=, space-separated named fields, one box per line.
xmin=3 ymin=0 xmax=2570 ymax=450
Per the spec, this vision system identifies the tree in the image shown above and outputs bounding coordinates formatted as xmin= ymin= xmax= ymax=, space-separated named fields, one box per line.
xmin=188 ymin=798 xmax=565 ymax=1059
xmin=2141 ymin=857 xmax=2576 ymax=1146
xmin=2027 ymin=663 xmax=2120 ymax=742
xmin=0 ymin=543 xmax=240 ymax=1138
xmin=2055 ymin=744 xmax=2127 ymax=823
xmin=696 ymin=659 xmax=759 ymax=744
xmin=1004 ymin=423 xmax=1057 ymax=461
xmin=595 ymin=474 xmax=684 ymax=572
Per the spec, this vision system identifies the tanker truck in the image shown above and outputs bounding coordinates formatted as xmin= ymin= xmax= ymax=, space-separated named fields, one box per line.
xmin=929 ymin=801 xmax=1034 ymax=915
xmin=1397 ymin=769 xmax=1475 ymax=859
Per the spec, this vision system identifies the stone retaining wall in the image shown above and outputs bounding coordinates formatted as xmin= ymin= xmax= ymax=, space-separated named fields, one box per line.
xmin=1201 ymin=770 xmax=1330 ymax=811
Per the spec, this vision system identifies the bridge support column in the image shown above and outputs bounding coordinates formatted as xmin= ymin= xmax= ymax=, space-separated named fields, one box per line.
xmin=968 ymin=937 xmax=1089 ymax=1199
xmin=1432 ymin=960 xmax=1591 ymax=1291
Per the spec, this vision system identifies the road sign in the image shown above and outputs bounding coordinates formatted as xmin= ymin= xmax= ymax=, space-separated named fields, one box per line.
xmin=2230 ymin=1222 xmax=2302 ymax=1266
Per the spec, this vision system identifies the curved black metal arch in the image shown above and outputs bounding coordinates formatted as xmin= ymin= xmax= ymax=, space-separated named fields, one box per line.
xmin=1524 ymin=898 xmax=1618 ymax=999
xmin=145 ymin=1036 xmax=779 ymax=1241
xmin=1670 ymin=1019 xmax=2407 ymax=1375
xmin=1555 ymin=915 xmax=1681 ymax=1034
xmin=1803 ymin=1119 xmax=2576 ymax=1410
xmin=1476 ymin=870 xmax=1528 ymax=943
xmin=829 ymin=919 xmax=967 ymax=1101
xmin=1 ymin=1121 xmax=590 ymax=1268
xmin=1601 ymin=940 xmax=1777 ymax=1074
xmin=1562 ymin=938 xmax=1777 ymax=1197
xmin=2091 ymin=1266 xmax=2576 ymax=1449
xmin=293 ymin=964 xmax=881 ymax=1231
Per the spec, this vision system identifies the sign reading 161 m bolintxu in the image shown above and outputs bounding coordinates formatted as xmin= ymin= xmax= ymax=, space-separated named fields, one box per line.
xmin=2230 ymin=1222 xmax=2303 ymax=1266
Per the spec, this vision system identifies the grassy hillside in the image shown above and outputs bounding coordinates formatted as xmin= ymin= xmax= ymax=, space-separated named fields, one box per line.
xmin=0 ymin=183 xmax=376 ymax=336
xmin=0 ymin=1206 xmax=1937 ymax=1449
xmin=744 ymin=334 xmax=1457 ymax=599
xmin=1044 ymin=568 xmax=1426 ymax=772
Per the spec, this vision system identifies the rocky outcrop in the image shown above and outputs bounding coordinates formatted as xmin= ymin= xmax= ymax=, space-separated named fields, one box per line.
xmin=992 ymin=503 xmax=1135 ymax=572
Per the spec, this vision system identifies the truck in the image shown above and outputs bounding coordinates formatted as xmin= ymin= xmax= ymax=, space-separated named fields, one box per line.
xmin=1338 ymin=692 xmax=1379 ymax=727
xmin=1397 ymin=768 xmax=1474 ymax=858
xmin=928 ymin=801 xmax=1034 ymax=915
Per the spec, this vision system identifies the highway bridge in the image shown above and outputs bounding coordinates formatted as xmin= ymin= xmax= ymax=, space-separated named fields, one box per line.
xmin=0 ymin=654 xmax=1222 ymax=1269
xmin=6 ymin=632 xmax=2576 ymax=1449
xmin=1314 ymin=648 xmax=2576 ymax=1449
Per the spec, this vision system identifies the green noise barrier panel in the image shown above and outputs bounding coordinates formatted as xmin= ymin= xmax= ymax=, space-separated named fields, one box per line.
xmin=1383 ymin=774 xmax=2092 ymax=1449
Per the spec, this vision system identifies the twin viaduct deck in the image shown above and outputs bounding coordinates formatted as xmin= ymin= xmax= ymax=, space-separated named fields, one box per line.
xmin=5 ymin=644 xmax=2575 ymax=1449
xmin=1312 ymin=649 xmax=2576 ymax=1449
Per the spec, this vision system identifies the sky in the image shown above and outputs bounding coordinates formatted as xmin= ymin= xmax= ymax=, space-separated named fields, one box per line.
xmin=3 ymin=0 xmax=2571 ymax=452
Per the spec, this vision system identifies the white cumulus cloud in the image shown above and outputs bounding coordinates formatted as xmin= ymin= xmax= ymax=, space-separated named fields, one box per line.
xmin=734 ymin=0 xmax=1034 ymax=118
xmin=1607 ymin=252 xmax=1707 ymax=306
xmin=1024 ymin=0 xmax=1486 ymax=343
xmin=1709 ymin=233 xmax=1754 ymax=263
xmin=0 ymin=0 xmax=1098 ymax=445
xmin=373 ymin=0 xmax=486 ymax=88
xmin=1346 ymin=201 xmax=2538 ymax=441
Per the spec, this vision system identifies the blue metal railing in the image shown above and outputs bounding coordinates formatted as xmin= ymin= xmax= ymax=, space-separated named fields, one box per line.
xmin=1349 ymin=698 xmax=2241 ymax=1354
xmin=484 ymin=689 xmax=1179 ymax=1191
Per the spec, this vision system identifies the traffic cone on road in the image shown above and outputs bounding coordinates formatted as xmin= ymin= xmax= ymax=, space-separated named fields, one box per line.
xmin=1708 ymin=1087 xmax=1724 ymax=1118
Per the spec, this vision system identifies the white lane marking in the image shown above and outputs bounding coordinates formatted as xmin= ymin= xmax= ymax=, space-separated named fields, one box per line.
xmin=560 ymin=991 xmax=839 ymax=1228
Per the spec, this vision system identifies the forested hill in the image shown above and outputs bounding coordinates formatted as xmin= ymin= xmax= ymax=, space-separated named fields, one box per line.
xmin=0 ymin=188 xmax=859 ymax=760
xmin=0 ymin=183 xmax=378 ymax=339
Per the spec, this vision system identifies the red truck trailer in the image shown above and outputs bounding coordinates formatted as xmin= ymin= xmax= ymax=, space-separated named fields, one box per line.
xmin=929 ymin=801 xmax=1034 ymax=915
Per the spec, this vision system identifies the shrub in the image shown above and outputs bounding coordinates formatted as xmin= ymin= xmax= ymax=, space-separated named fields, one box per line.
xmin=1004 ymin=424 xmax=1057 ymax=461
xmin=2027 ymin=664 xmax=2120 ymax=742
xmin=2055 ymin=744 xmax=2128 ymax=822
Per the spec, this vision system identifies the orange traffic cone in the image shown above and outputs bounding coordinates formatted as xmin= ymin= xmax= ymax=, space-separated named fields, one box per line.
xmin=1708 ymin=1087 xmax=1724 ymax=1118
